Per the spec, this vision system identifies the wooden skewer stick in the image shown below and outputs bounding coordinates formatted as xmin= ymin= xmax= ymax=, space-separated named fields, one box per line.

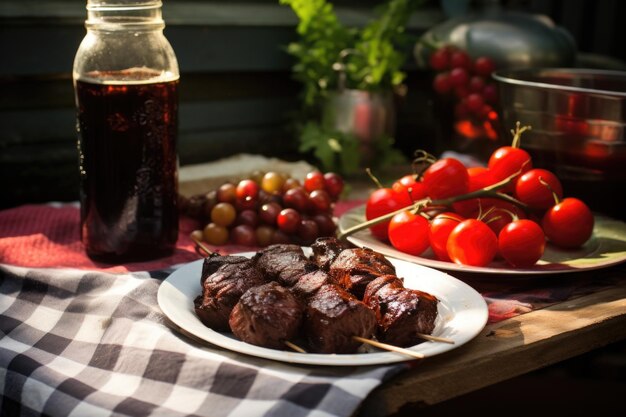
xmin=417 ymin=333 xmax=455 ymax=344
xmin=284 ymin=340 xmax=307 ymax=353
xmin=190 ymin=234 xmax=216 ymax=257
xmin=353 ymin=336 xmax=425 ymax=360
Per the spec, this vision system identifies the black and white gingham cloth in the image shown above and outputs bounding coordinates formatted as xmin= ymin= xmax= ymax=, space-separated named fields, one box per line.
xmin=0 ymin=264 xmax=407 ymax=417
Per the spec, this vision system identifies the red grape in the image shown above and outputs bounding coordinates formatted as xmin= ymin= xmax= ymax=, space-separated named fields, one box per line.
xmin=283 ymin=187 xmax=309 ymax=212
xmin=258 ymin=202 xmax=282 ymax=225
xmin=313 ymin=213 xmax=337 ymax=236
xmin=323 ymin=172 xmax=344 ymax=200
xmin=304 ymin=171 xmax=325 ymax=192
xmin=235 ymin=209 xmax=259 ymax=228
xmin=309 ymin=189 xmax=332 ymax=214
xmin=236 ymin=179 xmax=259 ymax=202
xmin=231 ymin=224 xmax=257 ymax=246
xmin=297 ymin=219 xmax=320 ymax=244
xmin=277 ymin=208 xmax=301 ymax=233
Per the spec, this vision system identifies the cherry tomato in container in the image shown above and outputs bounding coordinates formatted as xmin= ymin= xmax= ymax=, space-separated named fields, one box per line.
xmin=422 ymin=158 xmax=469 ymax=200
xmin=388 ymin=211 xmax=431 ymax=256
xmin=365 ymin=188 xmax=412 ymax=241
xmin=429 ymin=212 xmax=464 ymax=262
xmin=447 ymin=219 xmax=498 ymax=267
xmin=498 ymin=220 xmax=545 ymax=267
xmin=542 ymin=198 xmax=594 ymax=248
xmin=514 ymin=168 xmax=563 ymax=210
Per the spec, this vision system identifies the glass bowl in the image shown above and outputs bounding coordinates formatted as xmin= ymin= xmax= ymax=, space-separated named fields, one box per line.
xmin=493 ymin=68 xmax=626 ymax=219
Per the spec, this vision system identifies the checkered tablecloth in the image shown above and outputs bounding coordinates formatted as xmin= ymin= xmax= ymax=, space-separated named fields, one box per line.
xmin=0 ymin=263 xmax=407 ymax=417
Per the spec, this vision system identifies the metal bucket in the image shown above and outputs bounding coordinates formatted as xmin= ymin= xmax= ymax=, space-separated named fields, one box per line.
xmin=321 ymin=89 xmax=395 ymax=167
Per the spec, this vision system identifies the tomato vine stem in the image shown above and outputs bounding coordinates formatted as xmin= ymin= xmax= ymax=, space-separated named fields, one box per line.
xmin=337 ymin=172 xmax=529 ymax=240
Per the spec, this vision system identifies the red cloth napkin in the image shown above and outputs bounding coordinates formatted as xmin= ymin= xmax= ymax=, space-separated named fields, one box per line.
xmin=0 ymin=201 xmax=363 ymax=273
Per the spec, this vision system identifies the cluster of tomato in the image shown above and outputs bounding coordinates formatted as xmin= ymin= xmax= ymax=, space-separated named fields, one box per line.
xmin=365 ymin=126 xmax=594 ymax=268
xmin=429 ymin=45 xmax=499 ymax=139
xmin=182 ymin=171 xmax=344 ymax=247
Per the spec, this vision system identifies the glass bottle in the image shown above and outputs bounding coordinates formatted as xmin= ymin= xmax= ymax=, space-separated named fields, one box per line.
xmin=73 ymin=0 xmax=180 ymax=262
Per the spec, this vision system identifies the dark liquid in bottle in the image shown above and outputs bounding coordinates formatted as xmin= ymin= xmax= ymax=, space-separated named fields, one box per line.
xmin=75 ymin=70 xmax=179 ymax=262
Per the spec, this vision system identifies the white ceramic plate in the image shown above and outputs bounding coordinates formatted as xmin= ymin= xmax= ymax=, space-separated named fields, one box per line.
xmin=339 ymin=205 xmax=626 ymax=275
xmin=158 ymin=250 xmax=488 ymax=366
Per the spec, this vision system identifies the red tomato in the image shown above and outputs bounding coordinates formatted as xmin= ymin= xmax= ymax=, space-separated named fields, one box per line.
xmin=452 ymin=166 xmax=493 ymax=216
xmin=498 ymin=220 xmax=546 ymax=267
xmin=429 ymin=212 xmax=464 ymax=261
xmin=468 ymin=166 xmax=494 ymax=189
xmin=488 ymin=146 xmax=532 ymax=192
xmin=388 ymin=211 xmax=430 ymax=256
xmin=514 ymin=168 xmax=563 ymax=209
xmin=482 ymin=200 xmax=527 ymax=236
xmin=392 ymin=175 xmax=428 ymax=202
xmin=542 ymin=198 xmax=594 ymax=248
xmin=365 ymin=188 xmax=412 ymax=241
xmin=422 ymin=158 xmax=470 ymax=200
xmin=447 ymin=219 xmax=498 ymax=267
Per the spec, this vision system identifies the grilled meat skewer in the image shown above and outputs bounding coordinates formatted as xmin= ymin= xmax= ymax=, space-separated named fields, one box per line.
xmin=194 ymin=259 xmax=267 ymax=332
xmin=254 ymin=244 xmax=317 ymax=287
xmin=328 ymin=247 xmax=396 ymax=299
xmin=304 ymin=284 xmax=377 ymax=354
xmin=363 ymin=275 xmax=439 ymax=347
xmin=229 ymin=282 xmax=304 ymax=349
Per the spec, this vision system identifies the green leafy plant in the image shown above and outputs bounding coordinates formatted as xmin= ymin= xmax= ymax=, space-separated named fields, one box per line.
xmin=281 ymin=0 xmax=421 ymax=174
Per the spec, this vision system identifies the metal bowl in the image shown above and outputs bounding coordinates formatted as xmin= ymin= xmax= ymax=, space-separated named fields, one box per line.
xmin=493 ymin=68 xmax=626 ymax=219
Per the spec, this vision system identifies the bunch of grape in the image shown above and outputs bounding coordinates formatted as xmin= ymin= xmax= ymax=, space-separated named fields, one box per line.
xmin=429 ymin=45 xmax=499 ymax=137
xmin=180 ymin=171 xmax=344 ymax=247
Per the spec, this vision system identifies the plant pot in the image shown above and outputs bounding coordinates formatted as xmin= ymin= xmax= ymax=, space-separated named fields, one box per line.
xmin=321 ymin=89 xmax=396 ymax=167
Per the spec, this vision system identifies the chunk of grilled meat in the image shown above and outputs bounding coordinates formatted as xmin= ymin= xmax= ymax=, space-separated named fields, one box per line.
xmin=290 ymin=269 xmax=331 ymax=300
xmin=253 ymin=244 xmax=317 ymax=287
xmin=304 ymin=284 xmax=377 ymax=354
xmin=363 ymin=276 xmax=438 ymax=347
xmin=200 ymin=253 xmax=249 ymax=285
xmin=362 ymin=275 xmax=404 ymax=307
xmin=229 ymin=282 xmax=304 ymax=350
xmin=328 ymin=247 xmax=396 ymax=299
xmin=310 ymin=237 xmax=350 ymax=271
xmin=194 ymin=260 xmax=267 ymax=332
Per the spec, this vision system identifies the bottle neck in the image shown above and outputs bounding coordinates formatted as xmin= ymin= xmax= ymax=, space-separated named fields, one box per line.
xmin=86 ymin=1 xmax=164 ymax=31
